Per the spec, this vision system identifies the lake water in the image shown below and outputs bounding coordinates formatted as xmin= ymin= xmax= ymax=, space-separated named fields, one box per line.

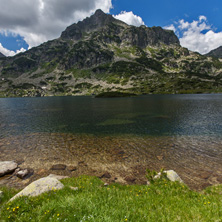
xmin=1 ymin=94 xmax=222 ymax=189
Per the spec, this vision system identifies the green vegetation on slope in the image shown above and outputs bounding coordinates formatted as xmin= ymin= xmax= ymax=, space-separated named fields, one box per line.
xmin=1 ymin=176 xmax=222 ymax=221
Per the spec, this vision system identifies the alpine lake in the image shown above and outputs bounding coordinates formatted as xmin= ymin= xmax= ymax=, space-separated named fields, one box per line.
xmin=1 ymin=94 xmax=222 ymax=190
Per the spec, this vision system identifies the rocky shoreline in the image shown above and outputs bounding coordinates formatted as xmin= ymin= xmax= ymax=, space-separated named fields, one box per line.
xmin=0 ymin=160 xmax=184 ymax=201
xmin=0 ymin=159 xmax=221 ymax=193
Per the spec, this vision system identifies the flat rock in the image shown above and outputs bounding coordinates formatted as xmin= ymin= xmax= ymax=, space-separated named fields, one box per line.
xmin=16 ymin=169 xmax=29 ymax=179
xmin=0 ymin=161 xmax=18 ymax=177
xmin=16 ymin=168 xmax=34 ymax=179
xmin=10 ymin=177 xmax=64 ymax=202
xmin=50 ymin=164 xmax=67 ymax=170
xmin=47 ymin=174 xmax=69 ymax=180
xmin=199 ymin=171 xmax=212 ymax=180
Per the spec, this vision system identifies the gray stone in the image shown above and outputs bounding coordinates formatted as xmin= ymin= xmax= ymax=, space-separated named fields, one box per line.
xmin=0 ymin=191 xmax=3 ymax=198
xmin=165 ymin=170 xmax=183 ymax=183
xmin=9 ymin=177 xmax=64 ymax=201
xmin=154 ymin=170 xmax=183 ymax=183
xmin=16 ymin=169 xmax=29 ymax=179
xmin=16 ymin=168 xmax=34 ymax=179
xmin=0 ymin=161 xmax=18 ymax=177
xmin=47 ymin=174 xmax=69 ymax=180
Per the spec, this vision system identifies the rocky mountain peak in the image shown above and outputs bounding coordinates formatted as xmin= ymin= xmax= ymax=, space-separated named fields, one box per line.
xmin=61 ymin=9 xmax=116 ymax=40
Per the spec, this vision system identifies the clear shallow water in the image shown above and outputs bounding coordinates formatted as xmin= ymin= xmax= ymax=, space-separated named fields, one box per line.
xmin=0 ymin=94 xmax=222 ymax=137
xmin=1 ymin=94 xmax=222 ymax=189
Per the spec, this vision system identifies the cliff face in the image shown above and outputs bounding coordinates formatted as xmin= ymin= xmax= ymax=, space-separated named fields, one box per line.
xmin=0 ymin=9 xmax=222 ymax=97
xmin=206 ymin=46 xmax=222 ymax=59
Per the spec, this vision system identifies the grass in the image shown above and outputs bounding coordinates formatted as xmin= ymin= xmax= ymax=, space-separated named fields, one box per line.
xmin=1 ymin=175 xmax=222 ymax=221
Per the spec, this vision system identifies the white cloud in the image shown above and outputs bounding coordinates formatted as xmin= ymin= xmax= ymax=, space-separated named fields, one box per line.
xmin=113 ymin=11 xmax=145 ymax=27
xmin=164 ymin=24 xmax=176 ymax=33
xmin=166 ymin=16 xmax=222 ymax=54
xmin=0 ymin=43 xmax=26 ymax=57
xmin=199 ymin=15 xmax=207 ymax=21
xmin=0 ymin=0 xmax=112 ymax=54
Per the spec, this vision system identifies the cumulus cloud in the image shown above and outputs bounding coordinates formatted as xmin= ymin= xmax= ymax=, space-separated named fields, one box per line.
xmin=113 ymin=11 xmax=145 ymax=27
xmin=164 ymin=24 xmax=176 ymax=33
xmin=0 ymin=43 xmax=26 ymax=57
xmin=0 ymin=0 xmax=112 ymax=54
xmin=166 ymin=16 xmax=222 ymax=54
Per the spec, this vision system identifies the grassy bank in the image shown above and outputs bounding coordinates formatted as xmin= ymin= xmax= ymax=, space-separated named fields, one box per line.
xmin=1 ymin=175 xmax=222 ymax=221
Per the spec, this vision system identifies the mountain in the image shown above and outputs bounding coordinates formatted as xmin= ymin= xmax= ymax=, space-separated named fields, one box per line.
xmin=0 ymin=52 xmax=5 ymax=58
xmin=0 ymin=9 xmax=222 ymax=97
xmin=205 ymin=46 xmax=222 ymax=59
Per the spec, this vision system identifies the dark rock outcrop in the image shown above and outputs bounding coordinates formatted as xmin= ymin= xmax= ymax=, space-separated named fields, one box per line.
xmin=0 ymin=52 xmax=5 ymax=57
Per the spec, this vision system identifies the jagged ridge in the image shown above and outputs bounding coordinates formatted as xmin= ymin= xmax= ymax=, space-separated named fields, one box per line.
xmin=0 ymin=9 xmax=222 ymax=97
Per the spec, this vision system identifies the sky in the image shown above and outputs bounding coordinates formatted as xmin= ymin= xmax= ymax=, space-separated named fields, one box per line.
xmin=0 ymin=0 xmax=222 ymax=56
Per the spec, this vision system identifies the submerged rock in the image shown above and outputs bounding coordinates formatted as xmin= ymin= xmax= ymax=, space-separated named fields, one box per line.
xmin=47 ymin=174 xmax=69 ymax=180
xmin=50 ymin=164 xmax=67 ymax=170
xmin=9 ymin=177 xmax=64 ymax=201
xmin=0 ymin=161 xmax=18 ymax=176
xmin=100 ymin=172 xmax=111 ymax=179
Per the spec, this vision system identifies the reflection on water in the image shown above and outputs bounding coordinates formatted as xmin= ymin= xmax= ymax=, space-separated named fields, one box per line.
xmin=0 ymin=94 xmax=222 ymax=189
xmin=0 ymin=94 xmax=222 ymax=137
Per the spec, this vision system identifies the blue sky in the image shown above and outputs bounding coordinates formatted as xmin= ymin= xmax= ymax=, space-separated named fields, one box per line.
xmin=111 ymin=0 xmax=222 ymax=30
xmin=0 ymin=0 xmax=222 ymax=56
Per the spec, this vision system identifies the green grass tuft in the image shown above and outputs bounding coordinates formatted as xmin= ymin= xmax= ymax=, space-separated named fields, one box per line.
xmin=1 ymin=176 xmax=222 ymax=221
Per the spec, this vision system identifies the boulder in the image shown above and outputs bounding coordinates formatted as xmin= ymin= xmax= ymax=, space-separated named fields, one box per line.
xmin=166 ymin=170 xmax=183 ymax=183
xmin=154 ymin=170 xmax=183 ymax=183
xmin=16 ymin=169 xmax=29 ymax=179
xmin=16 ymin=169 xmax=34 ymax=179
xmin=9 ymin=177 xmax=64 ymax=202
xmin=0 ymin=161 xmax=18 ymax=176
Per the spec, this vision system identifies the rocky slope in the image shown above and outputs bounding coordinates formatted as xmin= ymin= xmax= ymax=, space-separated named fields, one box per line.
xmin=0 ymin=52 xmax=5 ymax=58
xmin=0 ymin=9 xmax=222 ymax=97
xmin=206 ymin=46 xmax=222 ymax=59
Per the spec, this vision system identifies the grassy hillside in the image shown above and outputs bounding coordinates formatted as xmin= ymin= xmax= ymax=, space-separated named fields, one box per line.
xmin=1 ymin=10 xmax=222 ymax=97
